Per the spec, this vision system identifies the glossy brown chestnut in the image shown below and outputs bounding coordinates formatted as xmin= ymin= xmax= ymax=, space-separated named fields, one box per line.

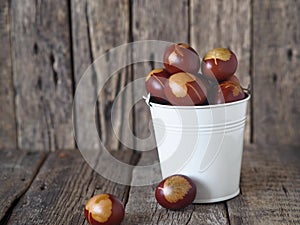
xmin=145 ymin=68 xmax=170 ymax=104
xmin=163 ymin=43 xmax=200 ymax=74
xmin=164 ymin=72 xmax=207 ymax=106
xmin=212 ymin=80 xmax=245 ymax=104
xmin=201 ymin=48 xmax=238 ymax=81
xmin=155 ymin=174 xmax=196 ymax=210
xmin=84 ymin=194 xmax=125 ymax=225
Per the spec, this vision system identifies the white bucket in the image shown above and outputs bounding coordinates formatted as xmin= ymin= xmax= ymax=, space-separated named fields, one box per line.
xmin=146 ymin=94 xmax=250 ymax=203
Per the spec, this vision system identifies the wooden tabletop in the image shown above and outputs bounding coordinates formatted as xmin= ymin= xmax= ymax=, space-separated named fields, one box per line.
xmin=0 ymin=144 xmax=299 ymax=225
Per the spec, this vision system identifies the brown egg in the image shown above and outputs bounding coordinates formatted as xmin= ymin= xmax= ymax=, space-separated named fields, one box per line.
xmin=84 ymin=194 xmax=124 ymax=225
xmin=212 ymin=80 xmax=245 ymax=104
xmin=155 ymin=174 xmax=196 ymax=210
xmin=164 ymin=72 xmax=207 ymax=106
xmin=145 ymin=68 xmax=170 ymax=104
xmin=201 ymin=48 xmax=238 ymax=81
xmin=226 ymin=74 xmax=240 ymax=85
xmin=163 ymin=43 xmax=200 ymax=74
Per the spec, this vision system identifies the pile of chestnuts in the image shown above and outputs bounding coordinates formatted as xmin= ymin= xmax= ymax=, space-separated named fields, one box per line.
xmin=145 ymin=43 xmax=246 ymax=106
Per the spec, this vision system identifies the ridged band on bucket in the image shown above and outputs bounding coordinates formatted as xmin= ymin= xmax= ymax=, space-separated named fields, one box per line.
xmin=153 ymin=117 xmax=247 ymax=134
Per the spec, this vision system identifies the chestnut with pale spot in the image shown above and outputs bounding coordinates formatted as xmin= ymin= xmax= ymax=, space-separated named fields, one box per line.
xmin=84 ymin=194 xmax=124 ymax=225
xmin=145 ymin=68 xmax=170 ymax=104
xmin=201 ymin=48 xmax=238 ymax=81
xmin=155 ymin=174 xmax=196 ymax=210
xmin=163 ymin=43 xmax=200 ymax=74
xmin=164 ymin=72 xmax=207 ymax=106
xmin=212 ymin=80 xmax=245 ymax=104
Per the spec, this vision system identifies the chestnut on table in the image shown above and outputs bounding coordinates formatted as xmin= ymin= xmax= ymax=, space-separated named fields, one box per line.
xmin=155 ymin=174 xmax=197 ymax=210
xmin=84 ymin=194 xmax=125 ymax=225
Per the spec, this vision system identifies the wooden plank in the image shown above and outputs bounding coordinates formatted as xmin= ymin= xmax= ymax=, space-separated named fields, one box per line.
xmin=132 ymin=0 xmax=189 ymax=148
xmin=6 ymin=149 xmax=137 ymax=225
xmin=71 ymin=0 xmax=99 ymax=150
xmin=90 ymin=0 xmax=131 ymax=152
xmin=227 ymin=144 xmax=300 ymax=224
xmin=71 ymin=0 xmax=131 ymax=151
xmin=124 ymin=149 xmax=229 ymax=224
xmin=252 ymin=0 xmax=300 ymax=146
xmin=190 ymin=0 xmax=252 ymax=143
xmin=10 ymin=0 xmax=74 ymax=151
xmin=0 ymin=0 xmax=17 ymax=149
xmin=0 ymin=149 xmax=45 ymax=222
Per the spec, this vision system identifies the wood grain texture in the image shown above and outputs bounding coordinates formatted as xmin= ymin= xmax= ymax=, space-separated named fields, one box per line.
xmin=87 ymin=0 xmax=131 ymax=152
xmin=2 ymin=145 xmax=300 ymax=224
xmin=132 ymin=0 xmax=189 ymax=148
xmin=6 ymin=149 xmax=136 ymax=225
xmin=190 ymin=0 xmax=252 ymax=143
xmin=10 ymin=0 xmax=74 ymax=151
xmin=0 ymin=149 xmax=45 ymax=222
xmin=227 ymin=144 xmax=300 ymax=225
xmin=124 ymin=149 xmax=229 ymax=225
xmin=252 ymin=0 xmax=300 ymax=146
xmin=71 ymin=0 xmax=100 ymax=150
xmin=0 ymin=0 xmax=17 ymax=149
xmin=72 ymin=0 xmax=132 ymax=151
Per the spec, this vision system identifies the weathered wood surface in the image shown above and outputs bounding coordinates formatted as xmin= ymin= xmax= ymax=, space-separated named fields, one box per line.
xmin=72 ymin=0 xmax=132 ymax=151
xmin=71 ymin=0 xmax=99 ymax=150
xmin=132 ymin=0 xmax=189 ymax=150
xmin=190 ymin=0 xmax=252 ymax=143
xmin=2 ymin=0 xmax=299 ymax=153
xmin=5 ymin=149 xmax=137 ymax=225
xmin=124 ymin=150 xmax=229 ymax=225
xmin=0 ymin=149 xmax=45 ymax=223
xmin=0 ymin=0 xmax=17 ymax=149
xmin=1 ymin=144 xmax=299 ymax=224
xmin=227 ymin=144 xmax=300 ymax=225
xmin=10 ymin=0 xmax=74 ymax=151
xmin=253 ymin=0 xmax=300 ymax=146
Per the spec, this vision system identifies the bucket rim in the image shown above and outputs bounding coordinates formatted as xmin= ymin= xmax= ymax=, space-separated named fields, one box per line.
xmin=149 ymin=93 xmax=250 ymax=109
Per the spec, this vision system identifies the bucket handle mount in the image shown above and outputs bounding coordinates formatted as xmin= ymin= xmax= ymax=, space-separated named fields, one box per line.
xmin=143 ymin=93 xmax=152 ymax=107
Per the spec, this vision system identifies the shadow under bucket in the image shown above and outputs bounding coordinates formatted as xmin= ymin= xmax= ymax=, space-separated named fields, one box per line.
xmin=146 ymin=94 xmax=251 ymax=203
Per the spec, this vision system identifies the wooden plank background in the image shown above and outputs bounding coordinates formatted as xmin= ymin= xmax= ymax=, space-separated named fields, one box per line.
xmin=0 ymin=0 xmax=16 ymax=149
xmin=0 ymin=0 xmax=299 ymax=152
xmin=252 ymin=0 xmax=300 ymax=146
xmin=71 ymin=0 xmax=131 ymax=151
xmin=10 ymin=0 xmax=74 ymax=151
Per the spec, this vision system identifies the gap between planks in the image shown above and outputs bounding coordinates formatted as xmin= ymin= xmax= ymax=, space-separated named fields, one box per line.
xmin=0 ymin=150 xmax=47 ymax=225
